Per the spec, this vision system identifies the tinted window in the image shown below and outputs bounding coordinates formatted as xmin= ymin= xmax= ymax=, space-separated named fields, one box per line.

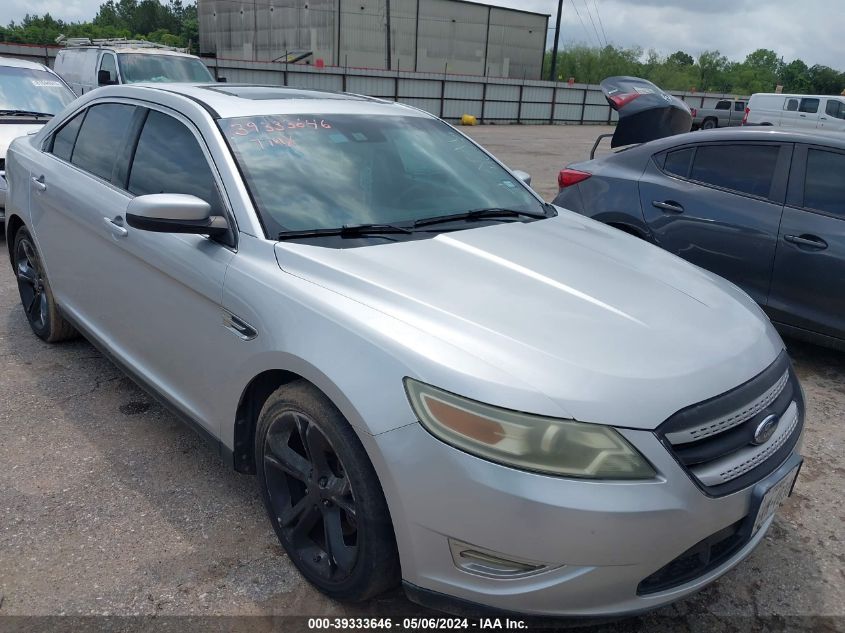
xmin=99 ymin=54 xmax=118 ymax=83
xmin=128 ymin=110 xmax=223 ymax=214
xmin=734 ymin=101 xmax=745 ymax=112
xmin=71 ymin=104 xmax=135 ymax=182
xmin=799 ymin=98 xmax=819 ymax=114
xmin=825 ymin=100 xmax=845 ymax=119
xmin=715 ymin=101 xmax=730 ymax=110
xmin=663 ymin=147 xmax=695 ymax=178
xmin=50 ymin=110 xmax=86 ymax=162
xmin=784 ymin=99 xmax=799 ymax=112
xmin=804 ymin=149 xmax=845 ymax=217
xmin=689 ymin=144 xmax=780 ymax=197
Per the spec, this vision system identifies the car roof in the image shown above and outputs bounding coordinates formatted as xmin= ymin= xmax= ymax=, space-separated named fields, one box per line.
xmin=63 ymin=46 xmax=197 ymax=58
xmin=0 ymin=56 xmax=51 ymax=71
xmin=617 ymin=127 xmax=845 ymax=158
xmin=92 ymin=83 xmax=433 ymax=119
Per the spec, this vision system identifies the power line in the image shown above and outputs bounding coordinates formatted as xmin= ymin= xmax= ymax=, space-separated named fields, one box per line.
xmin=592 ymin=0 xmax=608 ymax=47
xmin=581 ymin=0 xmax=604 ymax=48
xmin=568 ymin=0 xmax=595 ymax=46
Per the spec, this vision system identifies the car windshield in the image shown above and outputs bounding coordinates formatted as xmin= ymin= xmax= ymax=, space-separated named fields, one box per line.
xmin=117 ymin=53 xmax=214 ymax=83
xmin=0 ymin=66 xmax=75 ymax=115
xmin=220 ymin=113 xmax=545 ymax=235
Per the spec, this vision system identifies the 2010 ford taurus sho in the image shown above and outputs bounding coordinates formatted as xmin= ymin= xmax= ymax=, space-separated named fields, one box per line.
xmin=4 ymin=84 xmax=804 ymax=617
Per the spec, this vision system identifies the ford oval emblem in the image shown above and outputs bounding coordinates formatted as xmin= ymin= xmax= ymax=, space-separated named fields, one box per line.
xmin=753 ymin=414 xmax=780 ymax=445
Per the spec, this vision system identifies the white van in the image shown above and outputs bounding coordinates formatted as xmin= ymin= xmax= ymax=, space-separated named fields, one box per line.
xmin=744 ymin=92 xmax=845 ymax=133
xmin=53 ymin=38 xmax=216 ymax=96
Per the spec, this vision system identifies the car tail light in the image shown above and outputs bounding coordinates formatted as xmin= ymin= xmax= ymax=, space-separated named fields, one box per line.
xmin=690 ymin=107 xmax=697 ymax=118
xmin=558 ymin=168 xmax=592 ymax=189
xmin=607 ymin=92 xmax=642 ymax=109
xmin=742 ymin=107 xmax=750 ymax=125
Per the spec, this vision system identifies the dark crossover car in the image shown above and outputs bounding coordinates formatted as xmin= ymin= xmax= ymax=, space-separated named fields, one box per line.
xmin=554 ymin=128 xmax=845 ymax=350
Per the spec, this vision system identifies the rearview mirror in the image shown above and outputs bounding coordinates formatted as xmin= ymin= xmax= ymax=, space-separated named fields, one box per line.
xmin=97 ymin=69 xmax=115 ymax=86
xmin=125 ymin=194 xmax=229 ymax=237
xmin=512 ymin=170 xmax=532 ymax=186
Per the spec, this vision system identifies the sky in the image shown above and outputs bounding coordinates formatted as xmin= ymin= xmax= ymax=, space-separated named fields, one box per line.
xmin=3 ymin=0 xmax=842 ymax=69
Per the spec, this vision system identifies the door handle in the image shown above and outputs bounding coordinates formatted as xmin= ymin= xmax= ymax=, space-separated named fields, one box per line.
xmin=784 ymin=234 xmax=827 ymax=250
xmin=799 ymin=114 xmax=807 ymax=118
xmin=31 ymin=175 xmax=47 ymax=191
xmin=103 ymin=216 xmax=128 ymax=238
xmin=820 ymin=116 xmax=828 ymax=120
xmin=652 ymin=200 xmax=684 ymax=213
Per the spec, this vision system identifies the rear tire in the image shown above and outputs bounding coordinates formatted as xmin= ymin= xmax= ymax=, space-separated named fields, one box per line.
xmin=702 ymin=118 xmax=717 ymax=130
xmin=13 ymin=227 xmax=77 ymax=343
xmin=255 ymin=380 xmax=400 ymax=602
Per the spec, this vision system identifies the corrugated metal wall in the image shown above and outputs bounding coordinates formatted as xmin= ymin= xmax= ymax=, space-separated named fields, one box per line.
xmin=0 ymin=42 xmax=745 ymax=125
xmin=197 ymin=0 xmax=548 ymax=79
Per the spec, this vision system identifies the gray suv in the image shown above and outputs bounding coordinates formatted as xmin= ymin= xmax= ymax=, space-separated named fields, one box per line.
xmin=5 ymin=84 xmax=804 ymax=616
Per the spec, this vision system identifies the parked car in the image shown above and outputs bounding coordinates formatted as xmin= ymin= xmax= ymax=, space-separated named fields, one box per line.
xmin=5 ymin=84 xmax=803 ymax=617
xmin=0 ymin=56 xmax=75 ymax=223
xmin=54 ymin=38 xmax=215 ymax=95
xmin=555 ymin=128 xmax=845 ymax=351
xmin=743 ymin=93 xmax=845 ymax=132
xmin=692 ymin=98 xmax=747 ymax=130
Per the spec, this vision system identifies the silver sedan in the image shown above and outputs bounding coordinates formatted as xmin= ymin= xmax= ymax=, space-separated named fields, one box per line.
xmin=4 ymin=83 xmax=803 ymax=617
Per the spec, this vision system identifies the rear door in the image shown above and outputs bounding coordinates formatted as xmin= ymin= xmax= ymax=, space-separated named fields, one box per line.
xmin=639 ymin=141 xmax=791 ymax=305
xmin=767 ymin=144 xmax=845 ymax=341
xmin=795 ymin=97 xmax=821 ymax=130
xmin=817 ymin=98 xmax=845 ymax=132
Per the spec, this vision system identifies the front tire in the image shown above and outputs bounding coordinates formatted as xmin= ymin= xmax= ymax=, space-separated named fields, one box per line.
xmin=255 ymin=380 xmax=400 ymax=602
xmin=13 ymin=227 xmax=76 ymax=343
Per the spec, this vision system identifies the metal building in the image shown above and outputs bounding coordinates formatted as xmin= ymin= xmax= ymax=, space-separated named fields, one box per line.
xmin=198 ymin=0 xmax=549 ymax=79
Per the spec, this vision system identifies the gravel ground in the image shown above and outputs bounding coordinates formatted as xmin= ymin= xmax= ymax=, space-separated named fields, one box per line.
xmin=0 ymin=124 xmax=843 ymax=633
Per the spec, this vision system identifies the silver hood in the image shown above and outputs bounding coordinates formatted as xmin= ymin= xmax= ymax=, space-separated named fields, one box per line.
xmin=274 ymin=210 xmax=783 ymax=429
xmin=0 ymin=123 xmax=44 ymax=159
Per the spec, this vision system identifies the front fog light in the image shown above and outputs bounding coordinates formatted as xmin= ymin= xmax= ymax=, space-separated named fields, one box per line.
xmin=404 ymin=378 xmax=655 ymax=479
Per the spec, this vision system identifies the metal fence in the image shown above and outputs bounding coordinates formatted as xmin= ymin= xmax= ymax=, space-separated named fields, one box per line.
xmin=1 ymin=41 xmax=748 ymax=124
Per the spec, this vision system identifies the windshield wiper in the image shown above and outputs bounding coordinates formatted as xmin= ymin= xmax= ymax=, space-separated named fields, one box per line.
xmin=0 ymin=110 xmax=54 ymax=118
xmin=413 ymin=206 xmax=550 ymax=228
xmin=278 ymin=223 xmax=414 ymax=241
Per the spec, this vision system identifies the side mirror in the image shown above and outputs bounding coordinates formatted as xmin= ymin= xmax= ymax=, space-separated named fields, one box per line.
xmin=217 ymin=76 xmax=228 ymax=83
xmin=97 ymin=69 xmax=115 ymax=86
xmin=125 ymin=194 xmax=229 ymax=237
xmin=512 ymin=169 xmax=532 ymax=186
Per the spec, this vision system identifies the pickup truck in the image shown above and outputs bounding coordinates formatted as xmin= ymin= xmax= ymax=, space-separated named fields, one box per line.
xmin=692 ymin=98 xmax=747 ymax=129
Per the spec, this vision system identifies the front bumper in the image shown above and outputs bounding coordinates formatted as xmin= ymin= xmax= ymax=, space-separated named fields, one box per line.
xmin=372 ymin=420 xmax=803 ymax=617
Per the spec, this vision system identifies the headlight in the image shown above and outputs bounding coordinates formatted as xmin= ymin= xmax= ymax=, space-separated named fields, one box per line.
xmin=404 ymin=378 xmax=655 ymax=479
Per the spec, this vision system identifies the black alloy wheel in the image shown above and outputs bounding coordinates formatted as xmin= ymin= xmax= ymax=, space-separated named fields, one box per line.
xmin=15 ymin=235 xmax=48 ymax=333
xmin=263 ymin=409 xmax=359 ymax=582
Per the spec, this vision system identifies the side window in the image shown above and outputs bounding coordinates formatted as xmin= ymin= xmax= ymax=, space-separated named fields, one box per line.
xmin=689 ymin=144 xmax=780 ymax=198
xmin=128 ymin=110 xmax=224 ymax=215
xmin=825 ymin=100 xmax=845 ymax=119
xmin=99 ymin=53 xmax=118 ymax=84
xmin=734 ymin=101 xmax=745 ymax=112
xmin=804 ymin=149 xmax=845 ymax=217
xmin=784 ymin=98 xmax=799 ymax=112
xmin=715 ymin=100 xmax=730 ymax=110
xmin=662 ymin=147 xmax=695 ymax=178
xmin=71 ymin=103 xmax=136 ymax=182
xmin=50 ymin=110 xmax=86 ymax=162
xmin=799 ymin=98 xmax=819 ymax=114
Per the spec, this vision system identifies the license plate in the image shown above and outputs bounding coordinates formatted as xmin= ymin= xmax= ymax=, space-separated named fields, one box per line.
xmin=752 ymin=465 xmax=800 ymax=534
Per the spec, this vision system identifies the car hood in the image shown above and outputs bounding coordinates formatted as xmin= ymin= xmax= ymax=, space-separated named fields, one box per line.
xmin=274 ymin=211 xmax=782 ymax=429
xmin=0 ymin=123 xmax=45 ymax=159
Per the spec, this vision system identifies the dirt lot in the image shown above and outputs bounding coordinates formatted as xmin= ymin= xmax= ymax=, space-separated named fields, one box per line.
xmin=1 ymin=124 xmax=843 ymax=632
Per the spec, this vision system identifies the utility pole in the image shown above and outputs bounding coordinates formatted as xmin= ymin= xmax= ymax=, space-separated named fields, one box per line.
xmin=549 ymin=0 xmax=563 ymax=82
xmin=385 ymin=0 xmax=392 ymax=70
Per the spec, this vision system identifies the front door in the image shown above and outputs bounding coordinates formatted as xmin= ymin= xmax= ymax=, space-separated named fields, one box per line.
xmin=639 ymin=141 xmax=791 ymax=305
xmin=768 ymin=144 xmax=845 ymax=341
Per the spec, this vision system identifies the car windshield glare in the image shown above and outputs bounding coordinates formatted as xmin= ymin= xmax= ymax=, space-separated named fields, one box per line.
xmin=0 ymin=66 xmax=75 ymax=115
xmin=117 ymin=53 xmax=214 ymax=83
xmin=219 ymin=113 xmax=545 ymax=235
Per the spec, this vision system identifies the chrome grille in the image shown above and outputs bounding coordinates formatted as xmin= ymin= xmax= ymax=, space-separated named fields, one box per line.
xmin=658 ymin=352 xmax=803 ymax=496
